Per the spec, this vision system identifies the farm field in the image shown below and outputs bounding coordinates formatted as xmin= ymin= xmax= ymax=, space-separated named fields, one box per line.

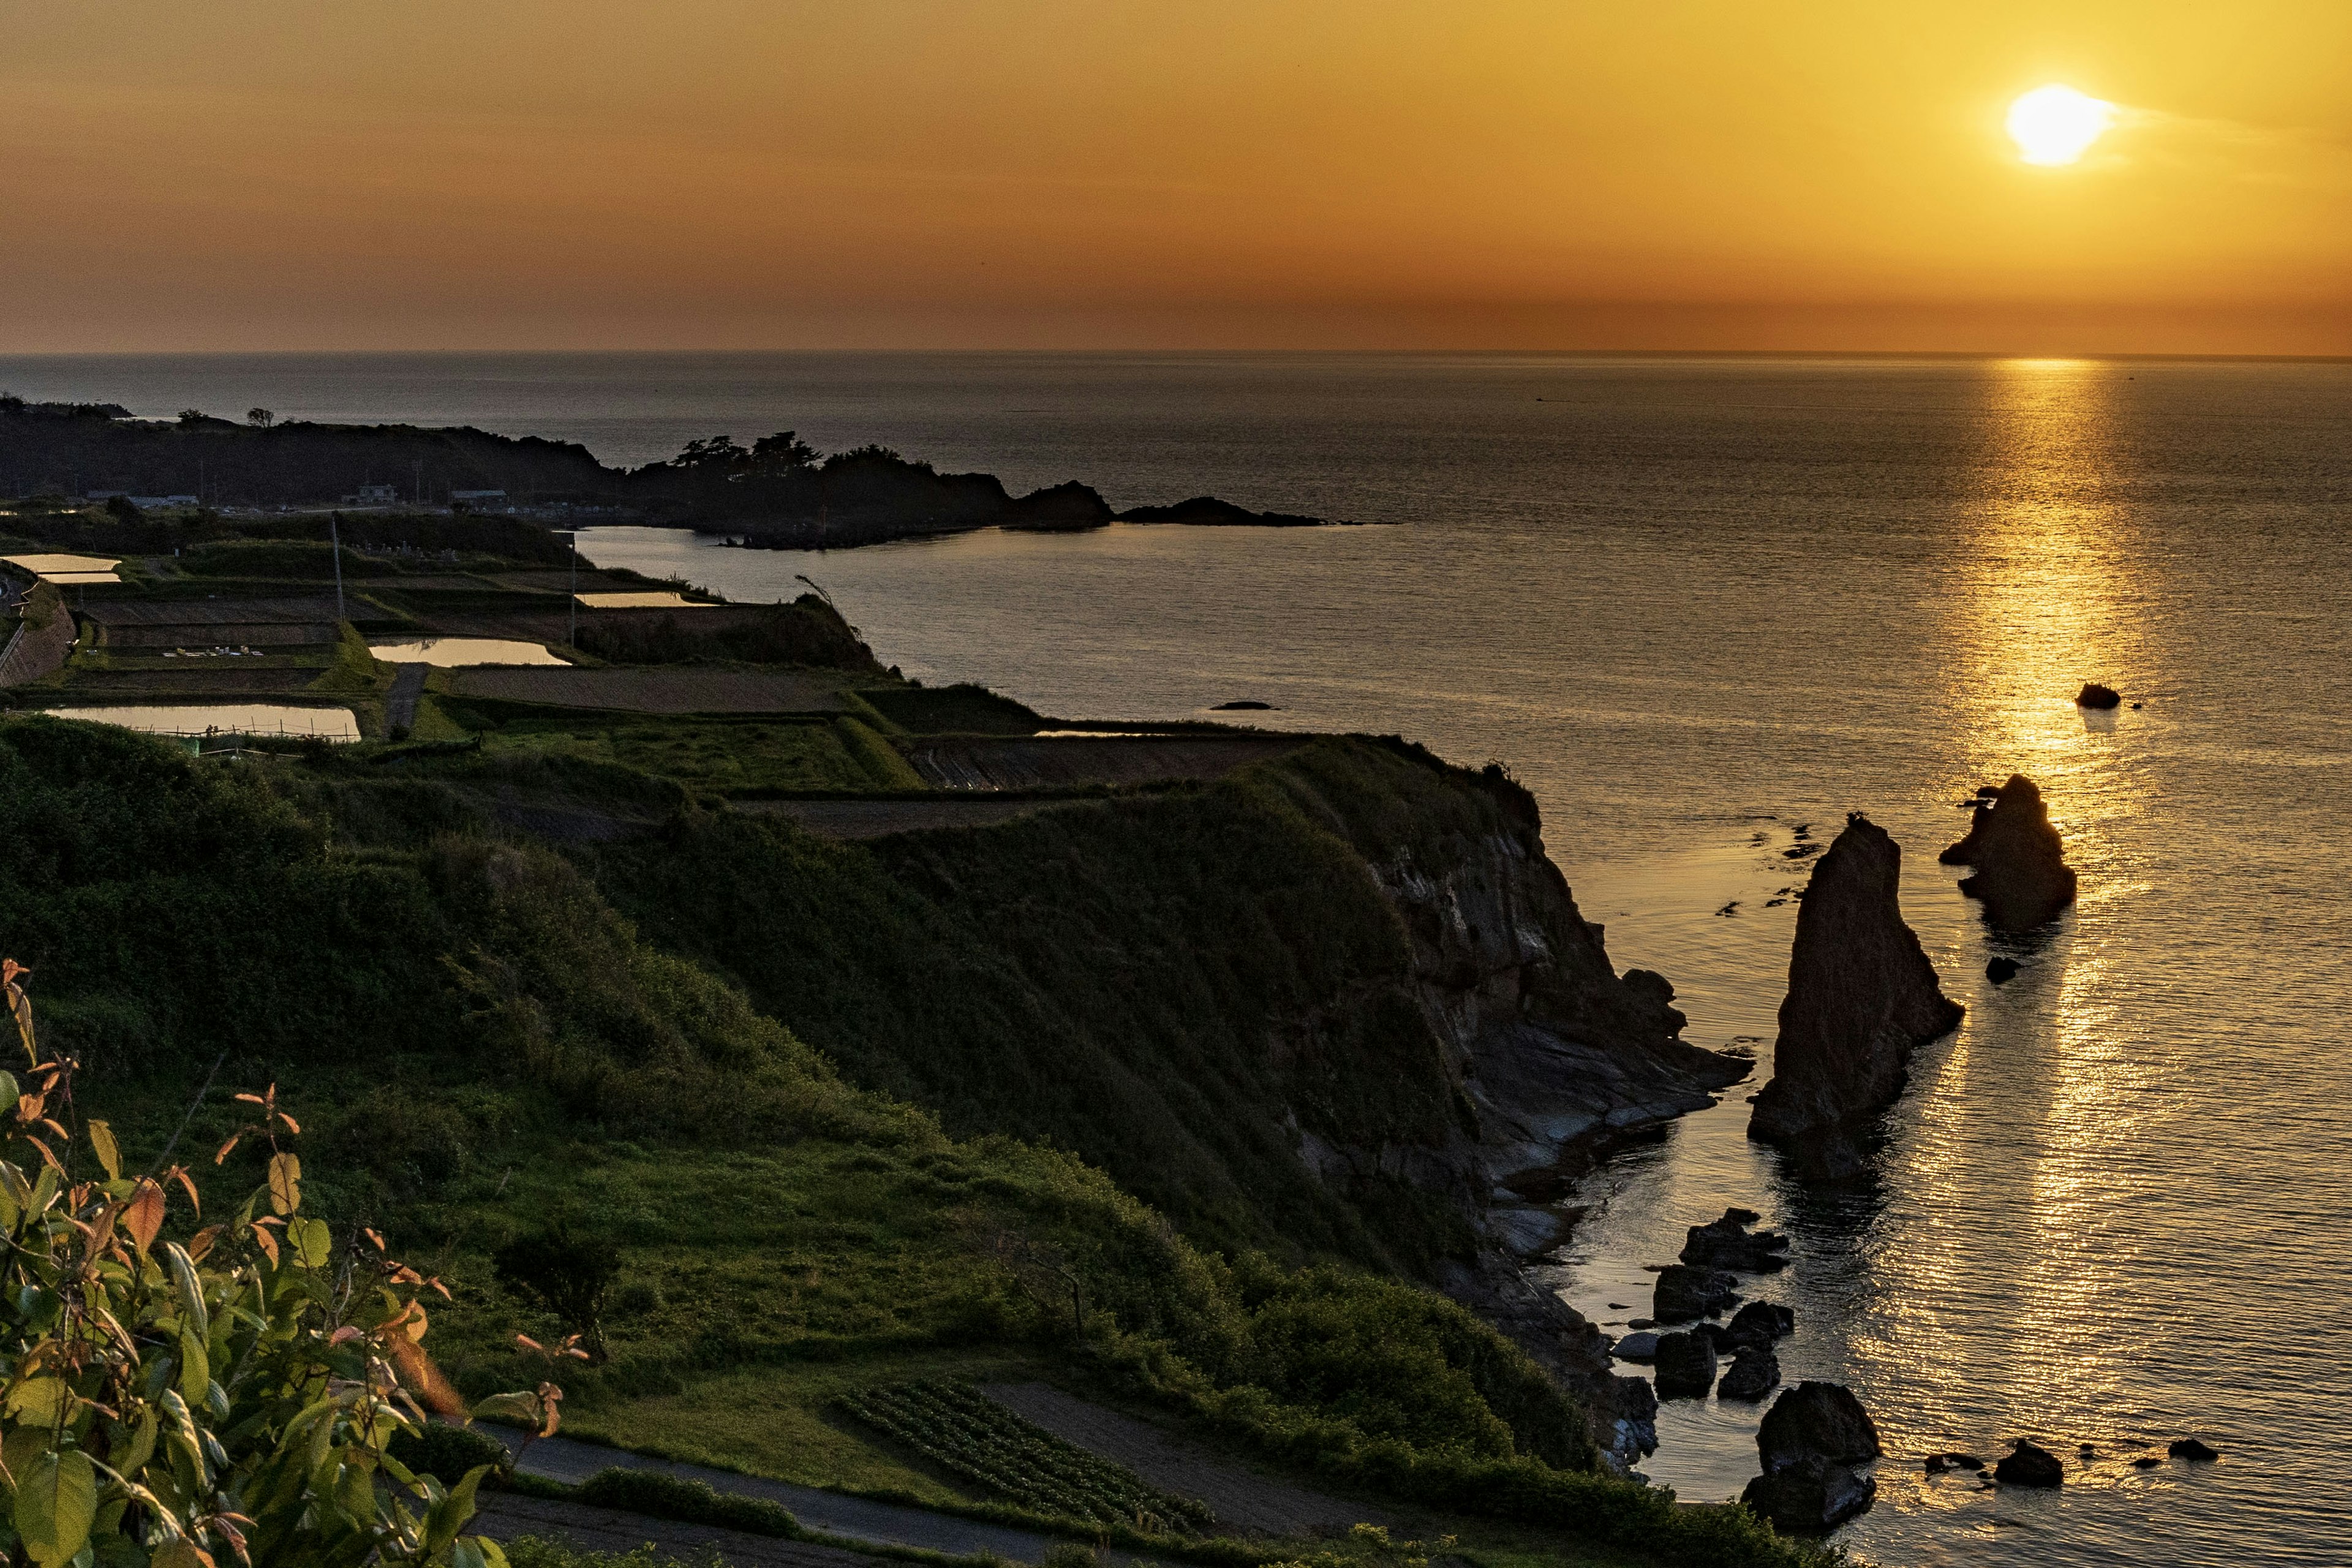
xmin=481 ymin=716 xmax=927 ymax=792
xmin=905 ymin=734 xmax=1307 ymax=790
xmin=836 ymin=1380 xmax=1215 ymax=1531
xmin=448 ymin=666 xmax=851 ymax=713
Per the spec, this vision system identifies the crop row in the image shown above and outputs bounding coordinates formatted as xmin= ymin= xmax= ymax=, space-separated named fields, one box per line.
xmin=837 ymin=1380 xmax=1216 ymax=1531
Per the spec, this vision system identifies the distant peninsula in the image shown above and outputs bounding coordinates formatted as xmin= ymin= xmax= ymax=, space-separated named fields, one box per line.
xmin=0 ymin=396 xmax=1352 ymax=549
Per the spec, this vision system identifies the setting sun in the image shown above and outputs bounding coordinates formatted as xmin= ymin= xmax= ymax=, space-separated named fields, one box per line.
xmin=2007 ymin=84 xmax=2116 ymax=165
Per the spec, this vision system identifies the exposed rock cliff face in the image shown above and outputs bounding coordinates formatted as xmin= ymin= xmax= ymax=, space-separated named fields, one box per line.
xmin=1748 ymin=815 xmax=1962 ymax=1178
xmin=1940 ymin=774 xmax=2078 ymax=930
xmin=1289 ymin=760 xmax=1749 ymax=1464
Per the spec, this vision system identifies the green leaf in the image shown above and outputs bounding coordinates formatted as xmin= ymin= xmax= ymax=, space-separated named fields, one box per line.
xmin=294 ymin=1217 xmax=332 ymax=1270
xmin=160 ymin=1246 xmax=207 ymax=1341
xmin=7 ymin=1378 xmax=67 ymax=1426
xmin=15 ymin=1449 xmax=97 ymax=1568
xmin=116 ymin=1409 xmax=157 ymax=1480
xmin=424 ymin=1464 xmax=486 ymax=1555
xmin=175 ymin=1327 xmax=208 ymax=1404
xmin=86 ymin=1123 xmax=119 ymax=1184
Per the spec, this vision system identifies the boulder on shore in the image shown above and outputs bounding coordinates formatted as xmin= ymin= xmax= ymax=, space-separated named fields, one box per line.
xmin=1652 ymin=1264 xmax=1740 ymax=1323
xmin=1680 ymin=1208 xmax=1791 ymax=1272
xmin=1610 ymin=1332 xmax=1660 ymax=1363
xmin=1742 ymin=1382 xmax=1883 ymax=1533
xmin=1994 ymin=1438 xmax=2064 ymax=1487
xmin=1939 ymin=774 xmax=2079 ymax=931
xmin=1653 ymin=1330 xmax=1717 ymax=1399
xmin=1748 ymin=816 xmax=1964 ymax=1176
xmin=1717 ymin=1346 xmax=1781 ymax=1401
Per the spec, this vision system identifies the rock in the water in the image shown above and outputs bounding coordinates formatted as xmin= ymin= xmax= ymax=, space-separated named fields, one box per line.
xmin=1209 ymin=700 xmax=1274 ymax=710
xmin=1718 ymin=1347 xmax=1781 ymax=1401
xmin=1741 ymin=1461 xmax=1876 ymax=1534
xmin=1652 ymin=1330 xmax=1717 ymax=1398
xmin=1681 ymin=1209 xmax=1792 ymax=1272
xmin=1611 ymin=1332 xmax=1660 ymax=1363
xmin=2132 ymin=1456 xmax=2163 ymax=1469
xmin=2076 ymin=682 xmax=2123 ymax=709
xmin=2168 ymin=1437 xmax=2220 ymax=1461
xmin=1653 ymin=1264 xmax=1740 ymax=1323
xmin=1924 ymin=1451 xmax=1985 ymax=1473
xmin=1995 ymin=1439 xmax=2065 ymax=1487
xmin=1748 ymin=816 xmax=1964 ymax=1172
xmin=1986 ymin=956 xmax=2020 ymax=983
xmin=1722 ymin=1299 xmax=1796 ymax=1352
xmin=1743 ymin=1383 xmax=1883 ymax=1532
xmin=1940 ymin=774 xmax=2079 ymax=931
xmin=1757 ymin=1382 xmax=1883 ymax=1471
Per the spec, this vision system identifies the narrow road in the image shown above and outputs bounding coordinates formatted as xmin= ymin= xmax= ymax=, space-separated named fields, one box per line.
xmin=474 ymin=1492 xmax=874 ymax=1568
xmin=488 ymin=1432 xmax=1069 ymax=1562
xmin=385 ymin=662 xmax=427 ymax=733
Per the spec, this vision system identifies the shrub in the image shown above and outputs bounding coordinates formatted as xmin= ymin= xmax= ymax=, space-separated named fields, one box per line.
xmin=0 ymin=966 xmax=538 ymax=1567
xmin=573 ymin=1469 xmax=799 ymax=1537
xmin=392 ymin=1420 xmax=519 ymax=1485
xmin=496 ymin=1219 xmax=625 ymax=1362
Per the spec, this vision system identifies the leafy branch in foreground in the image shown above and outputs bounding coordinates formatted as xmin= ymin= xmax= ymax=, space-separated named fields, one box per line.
xmin=0 ymin=957 xmax=554 ymax=1567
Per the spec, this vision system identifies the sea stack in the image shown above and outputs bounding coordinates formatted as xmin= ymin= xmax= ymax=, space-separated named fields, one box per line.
xmin=1749 ymin=815 xmax=1962 ymax=1177
xmin=1939 ymin=774 xmax=2078 ymax=930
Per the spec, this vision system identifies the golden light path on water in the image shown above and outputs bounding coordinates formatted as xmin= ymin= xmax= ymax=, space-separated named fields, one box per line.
xmin=1871 ymin=356 xmax=2163 ymax=1447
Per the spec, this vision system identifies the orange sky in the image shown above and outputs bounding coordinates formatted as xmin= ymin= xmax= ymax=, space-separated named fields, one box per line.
xmin=4 ymin=1 xmax=2348 ymax=353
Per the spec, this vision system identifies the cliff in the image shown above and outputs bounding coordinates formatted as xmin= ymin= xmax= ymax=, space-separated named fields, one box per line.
xmin=583 ymin=737 xmax=1741 ymax=1463
xmin=1748 ymin=815 xmax=1962 ymax=1177
xmin=1940 ymin=773 xmax=2078 ymax=930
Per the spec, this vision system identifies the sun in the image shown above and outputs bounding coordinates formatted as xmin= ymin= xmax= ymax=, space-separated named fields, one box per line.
xmin=2007 ymin=85 xmax=2115 ymax=165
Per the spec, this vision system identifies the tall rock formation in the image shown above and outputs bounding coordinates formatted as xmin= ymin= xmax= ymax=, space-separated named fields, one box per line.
xmin=1748 ymin=815 xmax=1962 ymax=1177
xmin=1939 ymin=774 xmax=2078 ymax=930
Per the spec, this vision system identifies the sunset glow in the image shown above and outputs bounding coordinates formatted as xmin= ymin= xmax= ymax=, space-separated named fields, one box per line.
xmin=2007 ymin=86 xmax=2116 ymax=166
xmin=0 ymin=2 xmax=2348 ymax=352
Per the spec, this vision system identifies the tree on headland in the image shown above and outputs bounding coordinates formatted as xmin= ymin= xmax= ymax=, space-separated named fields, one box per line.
xmin=176 ymin=407 xmax=208 ymax=425
xmin=248 ymin=406 xmax=276 ymax=427
xmin=749 ymin=429 xmax=819 ymax=477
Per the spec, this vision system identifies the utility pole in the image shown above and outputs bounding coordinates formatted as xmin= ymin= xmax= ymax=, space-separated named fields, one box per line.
xmin=328 ymin=513 xmax=346 ymax=622
xmin=565 ymin=531 xmax=578 ymax=648
xmin=413 ymin=460 xmax=424 ymax=507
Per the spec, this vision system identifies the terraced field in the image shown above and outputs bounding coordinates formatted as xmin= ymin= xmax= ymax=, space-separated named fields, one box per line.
xmin=447 ymin=666 xmax=850 ymax=713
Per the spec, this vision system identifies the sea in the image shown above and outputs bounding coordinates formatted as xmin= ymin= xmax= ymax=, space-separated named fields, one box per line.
xmin=4 ymin=350 xmax=2346 ymax=1566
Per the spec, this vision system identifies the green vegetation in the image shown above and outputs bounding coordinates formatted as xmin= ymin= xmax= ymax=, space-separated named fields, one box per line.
xmin=466 ymin=715 xmax=924 ymax=793
xmin=0 ymin=971 xmax=515 ymax=1567
xmin=855 ymin=684 xmax=1046 ymax=737
xmin=573 ymin=1469 xmax=800 ymax=1538
xmin=835 ymin=1381 xmax=1213 ymax=1529
xmin=578 ymin=739 xmax=1504 ymax=1267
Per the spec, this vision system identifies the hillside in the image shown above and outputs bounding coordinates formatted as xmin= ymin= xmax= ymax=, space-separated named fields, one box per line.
xmin=0 ymin=495 xmax=1818 ymax=1568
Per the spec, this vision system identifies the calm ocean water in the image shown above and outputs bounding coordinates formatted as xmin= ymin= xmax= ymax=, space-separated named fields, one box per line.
xmin=7 ymin=352 xmax=2349 ymax=1565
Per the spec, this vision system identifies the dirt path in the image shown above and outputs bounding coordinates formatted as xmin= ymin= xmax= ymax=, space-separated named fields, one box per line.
xmin=979 ymin=1384 xmax=1386 ymax=1537
xmin=385 ymin=663 xmax=426 ymax=731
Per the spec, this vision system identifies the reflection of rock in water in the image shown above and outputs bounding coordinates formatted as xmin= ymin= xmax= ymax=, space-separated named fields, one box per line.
xmin=1940 ymin=773 xmax=2079 ymax=931
xmin=1748 ymin=816 xmax=1964 ymax=1178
